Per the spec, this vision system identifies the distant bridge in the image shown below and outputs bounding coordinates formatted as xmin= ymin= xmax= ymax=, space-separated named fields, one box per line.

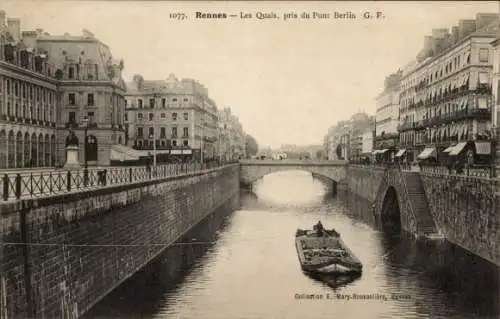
xmin=239 ymin=159 xmax=348 ymax=187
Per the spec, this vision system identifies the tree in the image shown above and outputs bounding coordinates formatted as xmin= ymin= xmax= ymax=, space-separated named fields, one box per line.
xmin=245 ymin=134 xmax=259 ymax=157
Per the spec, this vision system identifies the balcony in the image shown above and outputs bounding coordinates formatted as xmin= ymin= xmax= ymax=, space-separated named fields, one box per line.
xmin=399 ymin=109 xmax=492 ymax=133
xmin=65 ymin=122 xmax=79 ymax=129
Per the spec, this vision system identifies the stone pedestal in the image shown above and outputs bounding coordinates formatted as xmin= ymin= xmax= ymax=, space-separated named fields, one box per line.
xmin=64 ymin=145 xmax=81 ymax=169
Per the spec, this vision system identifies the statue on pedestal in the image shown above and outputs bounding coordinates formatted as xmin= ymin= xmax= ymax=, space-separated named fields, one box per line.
xmin=64 ymin=130 xmax=81 ymax=169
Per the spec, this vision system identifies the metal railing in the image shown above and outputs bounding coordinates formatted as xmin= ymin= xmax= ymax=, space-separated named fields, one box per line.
xmin=1 ymin=162 xmax=233 ymax=202
xmin=419 ymin=164 xmax=493 ymax=179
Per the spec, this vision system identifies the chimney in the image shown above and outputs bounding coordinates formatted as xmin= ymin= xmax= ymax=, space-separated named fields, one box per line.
xmin=451 ymin=26 xmax=459 ymax=44
xmin=6 ymin=18 xmax=21 ymax=42
xmin=475 ymin=13 xmax=498 ymax=30
xmin=432 ymin=28 xmax=449 ymax=39
xmin=0 ymin=10 xmax=6 ymax=28
xmin=458 ymin=19 xmax=476 ymax=39
xmin=82 ymin=29 xmax=94 ymax=38
xmin=21 ymin=31 xmax=38 ymax=48
xmin=423 ymin=35 xmax=433 ymax=53
xmin=35 ymin=28 xmax=43 ymax=36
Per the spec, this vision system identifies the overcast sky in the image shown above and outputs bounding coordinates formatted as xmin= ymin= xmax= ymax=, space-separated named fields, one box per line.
xmin=2 ymin=1 xmax=498 ymax=148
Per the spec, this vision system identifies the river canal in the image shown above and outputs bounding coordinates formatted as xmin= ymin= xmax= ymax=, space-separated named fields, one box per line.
xmin=84 ymin=171 xmax=499 ymax=319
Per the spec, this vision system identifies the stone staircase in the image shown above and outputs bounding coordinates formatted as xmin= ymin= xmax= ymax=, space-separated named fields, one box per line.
xmin=401 ymin=171 xmax=441 ymax=238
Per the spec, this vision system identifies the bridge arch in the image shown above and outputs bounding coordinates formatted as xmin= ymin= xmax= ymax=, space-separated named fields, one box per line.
xmin=379 ymin=186 xmax=402 ymax=232
xmin=239 ymin=160 xmax=348 ymax=193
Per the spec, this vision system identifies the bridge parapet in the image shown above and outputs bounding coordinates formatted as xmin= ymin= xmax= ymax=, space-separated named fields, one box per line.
xmin=239 ymin=159 xmax=348 ymax=166
xmin=239 ymin=160 xmax=348 ymax=186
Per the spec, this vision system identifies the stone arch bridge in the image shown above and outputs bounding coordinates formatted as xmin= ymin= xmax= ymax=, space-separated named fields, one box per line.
xmin=239 ymin=159 xmax=348 ymax=189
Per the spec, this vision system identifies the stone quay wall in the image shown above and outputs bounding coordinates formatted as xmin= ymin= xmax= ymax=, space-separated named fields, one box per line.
xmin=420 ymin=173 xmax=499 ymax=265
xmin=0 ymin=164 xmax=240 ymax=319
xmin=345 ymin=165 xmax=386 ymax=202
xmin=346 ymin=164 xmax=499 ymax=266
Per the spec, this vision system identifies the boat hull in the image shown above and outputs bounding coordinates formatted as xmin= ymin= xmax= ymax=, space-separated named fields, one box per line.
xmin=295 ymin=228 xmax=362 ymax=275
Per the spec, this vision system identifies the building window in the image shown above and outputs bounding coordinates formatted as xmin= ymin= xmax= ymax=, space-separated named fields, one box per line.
xmin=87 ymin=93 xmax=94 ymax=106
xmin=478 ymin=72 xmax=489 ymax=85
xmin=137 ymin=127 xmax=143 ymax=137
xmin=160 ymin=127 xmax=166 ymax=137
xmin=183 ymin=127 xmax=189 ymax=137
xmin=183 ymin=140 xmax=189 ymax=146
xmin=162 ymin=98 xmax=166 ymax=108
xmin=183 ymin=98 xmax=188 ymax=102
xmin=149 ymin=98 xmax=155 ymax=108
xmin=172 ymin=112 xmax=177 ymax=121
xmin=479 ymin=48 xmax=489 ymax=63
xmin=68 ymin=67 xmax=74 ymax=79
xmin=183 ymin=112 xmax=188 ymax=120
xmin=124 ymin=113 xmax=128 ymax=121
xmin=149 ymin=113 xmax=154 ymax=120
xmin=172 ymin=140 xmax=177 ymax=147
xmin=138 ymin=99 xmax=143 ymax=108
xmin=172 ymin=127 xmax=177 ymax=137
xmin=172 ymin=98 xmax=177 ymax=102
xmin=87 ymin=111 xmax=95 ymax=124
xmin=161 ymin=113 xmax=166 ymax=118
xmin=68 ymin=111 xmax=76 ymax=124
xmin=137 ymin=113 xmax=143 ymax=119
xmin=124 ymin=99 xmax=128 ymax=107
xmin=68 ymin=93 xmax=76 ymax=105
xmin=149 ymin=127 xmax=154 ymax=138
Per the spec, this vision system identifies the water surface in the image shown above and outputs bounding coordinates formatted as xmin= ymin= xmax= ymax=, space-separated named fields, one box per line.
xmin=85 ymin=171 xmax=499 ymax=319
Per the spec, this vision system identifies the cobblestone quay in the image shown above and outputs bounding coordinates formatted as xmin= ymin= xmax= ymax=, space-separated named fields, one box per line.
xmin=0 ymin=164 xmax=239 ymax=319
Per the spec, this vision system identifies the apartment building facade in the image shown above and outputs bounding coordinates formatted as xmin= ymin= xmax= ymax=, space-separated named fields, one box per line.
xmin=398 ymin=13 xmax=498 ymax=164
xmin=0 ymin=11 xmax=126 ymax=168
xmin=125 ymin=74 xmax=218 ymax=162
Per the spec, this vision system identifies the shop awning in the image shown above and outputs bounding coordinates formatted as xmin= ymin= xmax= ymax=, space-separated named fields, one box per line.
xmin=448 ymin=142 xmax=467 ymax=156
xmin=474 ymin=141 xmax=491 ymax=155
xmin=395 ymin=149 xmax=406 ymax=157
xmin=417 ymin=147 xmax=437 ymax=160
xmin=372 ymin=149 xmax=388 ymax=154
xmin=443 ymin=144 xmax=456 ymax=153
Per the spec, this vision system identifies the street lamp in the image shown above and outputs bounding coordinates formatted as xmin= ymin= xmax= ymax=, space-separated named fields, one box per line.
xmin=82 ymin=116 xmax=89 ymax=186
xmin=149 ymin=132 xmax=157 ymax=167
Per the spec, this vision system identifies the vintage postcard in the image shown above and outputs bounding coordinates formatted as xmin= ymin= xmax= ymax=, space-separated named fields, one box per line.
xmin=0 ymin=1 xmax=498 ymax=318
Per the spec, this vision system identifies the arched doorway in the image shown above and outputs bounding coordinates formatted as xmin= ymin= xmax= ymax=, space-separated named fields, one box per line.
xmin=44 ymin=134 xmax=50 ymax=167
xmin=0 ymin=130 xmax=6 ymax=168
xmin=16 ymin=131 xmax=23 ymax=168
xmin=24 ymin=132 xmax=30 ymax=167
xmin=7 ymin=131 xmax=14 ymax=168
xmin=38 ymin=133 xmax=43 ymax=166
xmin=380 ymin=186 xmax=401 ymax=233
xmin=86 ymin=135 xmax=98 ymax=162
xmin=31 ymin=133 xmax=37 ymax=167
xmin=50 ymin=135 xmax=56 ymax=166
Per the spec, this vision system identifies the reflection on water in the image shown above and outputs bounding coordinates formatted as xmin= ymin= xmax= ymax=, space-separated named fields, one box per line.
xmin=85 ymin=170 xmax=499 ymax=319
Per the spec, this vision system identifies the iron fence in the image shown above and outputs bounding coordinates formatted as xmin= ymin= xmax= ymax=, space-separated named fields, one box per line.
xmin=418 ymin=164 xmax=493 ymax=179
xmin=2 ymin=162 xmax=230 ymax=202
xmin=350 ymin=161 xmax=495 ymax=179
